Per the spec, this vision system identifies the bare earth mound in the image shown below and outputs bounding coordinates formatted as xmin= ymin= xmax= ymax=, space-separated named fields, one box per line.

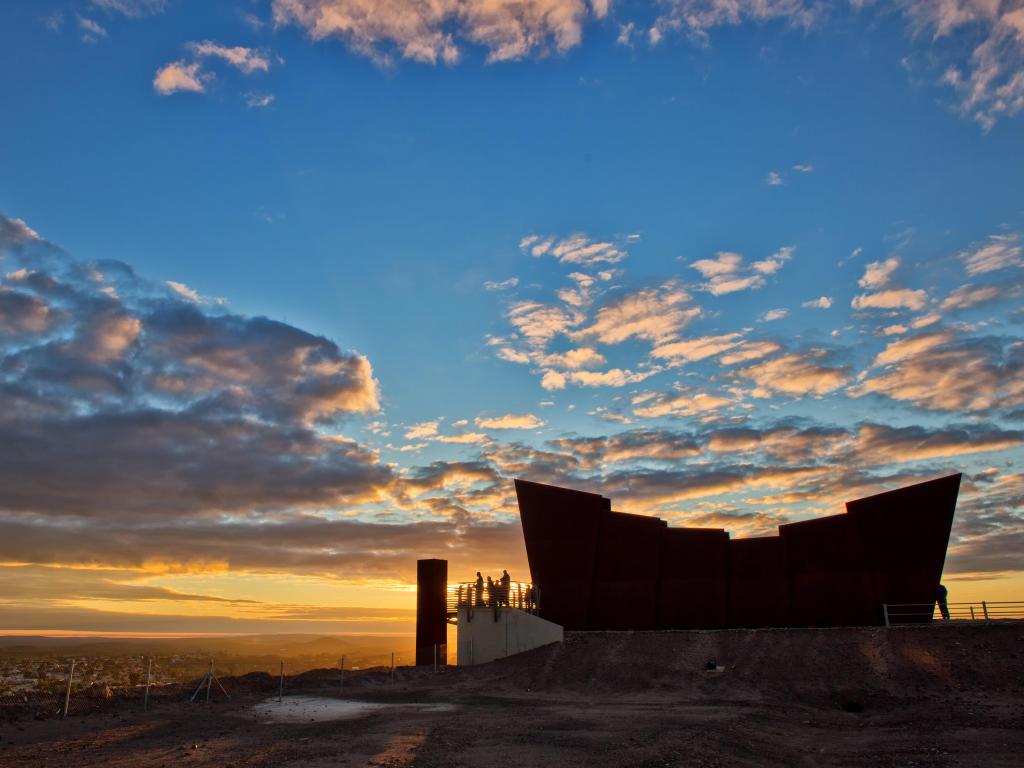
xmin=1 ymin=624 xmax=1021 ymax=767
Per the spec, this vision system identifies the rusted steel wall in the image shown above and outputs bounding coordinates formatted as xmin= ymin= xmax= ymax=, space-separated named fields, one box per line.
xmin=727 ymin=536 xmax=791 ymax=628
xmin=514 ymin=474 xmax=960 ymax=631
xmin=658 ymin=527 xmax=730 ymax=629
xmin=780 ymin=514 xmax=875 ymax=627
xmin=588 ymin=511 xmax=667 ymax=630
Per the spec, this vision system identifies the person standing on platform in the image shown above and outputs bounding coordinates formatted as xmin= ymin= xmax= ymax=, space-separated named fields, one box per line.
xmin=500 ymin=569 xmax=511 ymax=607
xmin=475 ymin=571 xmax=484 ymax=607
xmin=937 ymin=583 xmax=950 ymax=620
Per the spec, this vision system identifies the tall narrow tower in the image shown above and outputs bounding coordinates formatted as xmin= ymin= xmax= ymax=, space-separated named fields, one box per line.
xmin=415 ymin=558 xmax=448 ymax=666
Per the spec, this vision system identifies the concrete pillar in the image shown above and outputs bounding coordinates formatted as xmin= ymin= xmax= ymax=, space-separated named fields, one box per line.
xmin=416 ymin=559 xmax=448 ymax=666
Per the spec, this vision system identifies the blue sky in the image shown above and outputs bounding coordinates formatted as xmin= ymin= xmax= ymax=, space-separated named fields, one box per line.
xmin=0 ymin=0 xmax=1022 ymax=634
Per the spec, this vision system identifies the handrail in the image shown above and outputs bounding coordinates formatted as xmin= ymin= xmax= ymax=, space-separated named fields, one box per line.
xmin=446 ymin=580 xmax=538 ymax=615
xmin=883 ymin=600 xmax=1024 ymax=626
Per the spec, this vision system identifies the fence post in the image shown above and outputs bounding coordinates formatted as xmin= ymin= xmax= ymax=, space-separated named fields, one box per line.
xmin=433 ymin=644 xmax=437 ymax=673
xmin=339 ymin=656 xmax=344 ymax=692
xmin=982 ymin=601 xmax=989 ymax=621
xmin=278 ymin=661 xmax=284 ymax=703
xmin=62 ymin=660 xmax=75 ymax=718
xmin=143 ymin=657 xmax=152 ymax=711
xmin=882 ymin=603 xmax=890 ymax=627
xmin=390 ymin=652 xmax=395 ymax=683
xmin=205 ymin=660 xmax=213 ymax=703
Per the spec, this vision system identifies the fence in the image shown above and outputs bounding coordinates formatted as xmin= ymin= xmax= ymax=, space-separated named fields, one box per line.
xmin=883 ymin=600 xmax=1024 ymax=626
xmin=0 ymin=650 xmax=425 ymax=720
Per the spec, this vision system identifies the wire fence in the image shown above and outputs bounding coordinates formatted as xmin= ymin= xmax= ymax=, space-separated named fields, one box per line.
xmin=883 ymin=600 xmax=1024 ymax=625
xmin=0 ymin=650 xmax=423 ymax=720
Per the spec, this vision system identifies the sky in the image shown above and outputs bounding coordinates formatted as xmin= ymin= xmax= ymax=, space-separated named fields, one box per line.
xmin=0 ymin=0 xmax=1022 ymax=637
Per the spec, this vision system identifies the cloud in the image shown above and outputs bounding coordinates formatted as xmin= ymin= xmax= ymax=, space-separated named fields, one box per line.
xmin=915 ymin=2 xmax=1024 ymax=130
xmin=0 ymin=213 xmax=387 ymax=528
xmin=647 ymin=2 xmax=1024 ymax=130
xmin=41 ymin=11 xmax=64 ymax=31
xmin=959 ymin=233 xmax=1023 ymax=275
xmin=575 ymin=281 xmax=698 ymax=344
xmin=760 ymin=308 xmax=788 ymax=322
xmin=537 ymin=347 xmax=606 ymax=369
xmin=802 ymin=296 xmax=833 ymax=309
xmin=851 ymin=288 xmax=929 ymax=311
xmin=153 ymin=60 xmax=208 ymax=94
xmin=550 ymin=429 xmax=702 ymax=466
xmin=737 ymin=351 xmax=851 ymax=398
xmin=405 ymin=419 xmax=441 ymax=440
xmin=850 ymin=333 xmax=1024 ymax=412
xmin=0 ymin=217 xmax=40 ymax=245
xmin=91 ymin=0 xmax=166 ymax=16
xmin=849 ymin=422 xmax=1024 ymax=465
xmin=792 ymin=163 xmax=814 ymax=173
xmin=165 ymin=280 xmax=202 ymax=302
xmin=155 ymin=42 xmax=274 ymax=96
xmin=858 ymin=257 xmax=899 ymax=289
xmin=272 ymin=0 xmax=609 ymax=65
xmin=521 ymin=232 xmax=628 ymax=266
xmin=506 ymin=300 xmax=584 ymax=346
xmin=484 ymin=277 xmax=519 ymax=291
xmin=558 ymin=367 xmax=659 ymax=389
xmin=78 ymin=16 xmax=108 ymax=43
xmin=650 ymin=0 xmax=819 ymax=46
xmin=246 ymin=92 xmax=276 ymax=108
xmin=631 ymin=389 xmax=732 ymax=418
xmin=869 ymin=330 xmax=953 ymax=367
xmin=940 ymin=283 xmax=1012 ymax=311
xmin=691 ymin=247 xmax=792 ymax=295
xmin=651 ymin=332 xmax=743 ymax=365
xmin=766 ymin=170 xmax=784 ymax=185
xmin=188 ymin=41 xmax=272 ymax=74
xmin=718 ymin=340 xmax=781 ymax=365
xmin=476 ymin=413 xmax=544 ymax=429
xmin=617 ymin=21 xmax=637 ymax=46
xmin=435 ymin=431 xmax=490 ymax=444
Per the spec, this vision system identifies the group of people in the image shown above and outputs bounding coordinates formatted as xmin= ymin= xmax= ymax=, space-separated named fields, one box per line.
xmin=466 ymin=570 xmax=536 ymax=610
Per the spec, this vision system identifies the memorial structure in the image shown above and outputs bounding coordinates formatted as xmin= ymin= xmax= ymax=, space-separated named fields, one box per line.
xmin=514 ymin=474 xmax=960 ymax=630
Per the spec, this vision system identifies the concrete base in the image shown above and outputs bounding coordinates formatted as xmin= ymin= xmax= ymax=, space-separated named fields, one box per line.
xmin=456 ymin=606 xmax=563 ymax=666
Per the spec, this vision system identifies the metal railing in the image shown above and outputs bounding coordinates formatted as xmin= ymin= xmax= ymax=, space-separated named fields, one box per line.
xmin=447 ymin=581 xmax=538 ymax=619
xmin=883 ymin=600 xmax=1024 ymax=626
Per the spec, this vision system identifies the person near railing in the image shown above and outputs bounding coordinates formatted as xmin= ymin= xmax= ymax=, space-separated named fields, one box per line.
xmin=475 ymin=572 xmax=485 ymax=607
xmin=486 ymin=575 xmax=496 ymax=607
xmin=937 ymin=584 xmax=950 ymax=620
xmin=500 ymin=570 xmax=511 ymax=607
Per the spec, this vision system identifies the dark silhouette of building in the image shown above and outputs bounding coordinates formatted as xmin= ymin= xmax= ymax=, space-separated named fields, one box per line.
xmin=416 ymin=558 xmax=448 ymax=665
xmin=515 ymin=474 xmax=960 ymax=630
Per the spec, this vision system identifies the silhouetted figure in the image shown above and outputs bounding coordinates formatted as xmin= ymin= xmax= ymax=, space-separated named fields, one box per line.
xmin=524 ymin=584 xmax=534 ymax=611
xmin=486 ymin=576 xmax=496 ymax=607
xmin=937 ymin=583 xmax=950 ymax=620
xmin=500 ymin=570 xmax=511 ymax=607
xmin=475 ymin=572 xmax=484 ymax=607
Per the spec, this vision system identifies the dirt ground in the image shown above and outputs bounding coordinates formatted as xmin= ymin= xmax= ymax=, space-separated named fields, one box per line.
xmin=2 ymin=624 xmax=1022 ymax=767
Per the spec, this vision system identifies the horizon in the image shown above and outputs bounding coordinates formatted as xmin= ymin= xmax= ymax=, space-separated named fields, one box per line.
xmin=1 ymin=0 xmax=1023 ymax=638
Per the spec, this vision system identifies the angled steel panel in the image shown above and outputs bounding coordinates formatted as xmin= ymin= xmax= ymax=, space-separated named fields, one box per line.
xmin=514 ymin=478 xmax=607 ymax=630
xmin=846 ymin=473 xmax=961 ymax=623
